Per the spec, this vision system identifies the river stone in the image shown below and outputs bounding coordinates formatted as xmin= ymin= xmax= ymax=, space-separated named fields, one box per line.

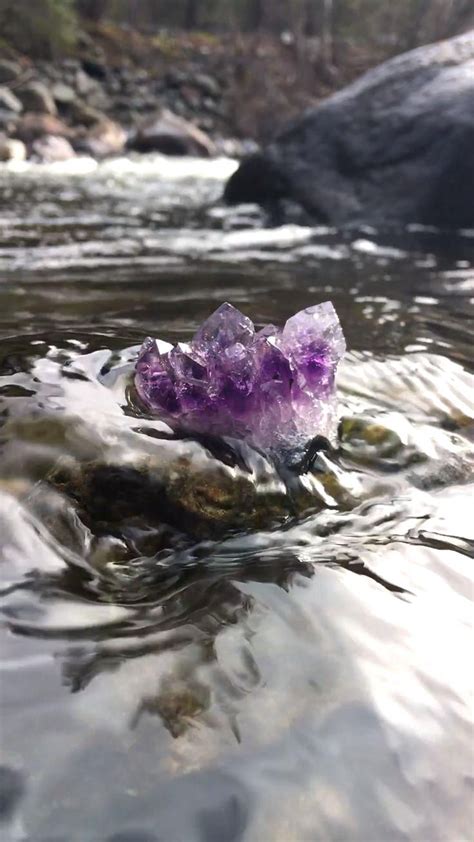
xmin=12 ymin=113 xmax=74 ymax=144
xmin=73 ymin=118 xmax=126 ymax=158
xmin=16 ymin=82 xmax=57 ymax=116
xmin=81 ymin=58 xmax=108 ymax=81
xmin=128 ymin=108 xmax=216 ymax=156
xmin=75 ymin=68 xmax=103 ymax=98
xmin=0 ymin=86 xmax=22 ymax=115
xmin=0 ymin=59 xmax=22 ymax=84
xmin=0 ymin=135 xmax=26 ymax=162
xmin=30 ymin=135 xmax=76 ymax=163
xmin=68 ymin=98 xmax=105 ymax=128
xmin=224 ymin=32 xmax=474 ymax=229
xmin=52 ymin=82 xmax=76 ymax=106
xmin=194 ymin=72 xmax=221 ymax=98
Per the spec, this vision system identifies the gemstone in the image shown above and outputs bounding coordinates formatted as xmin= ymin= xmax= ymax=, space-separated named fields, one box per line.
xmin=135 ymin=302 xmax=345 ymax=457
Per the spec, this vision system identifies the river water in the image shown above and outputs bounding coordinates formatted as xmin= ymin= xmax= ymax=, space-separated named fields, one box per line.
xmin=0 ymin=155 xmax=473 ymax=842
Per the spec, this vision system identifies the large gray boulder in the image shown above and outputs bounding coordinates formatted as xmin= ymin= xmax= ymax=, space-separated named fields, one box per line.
xmin=224 ymin=33 xmax=474 ymax=229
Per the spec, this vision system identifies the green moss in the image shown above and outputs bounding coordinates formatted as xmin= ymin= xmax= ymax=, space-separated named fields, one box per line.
xmin=0 ymin=0 xmax=77 ymax=59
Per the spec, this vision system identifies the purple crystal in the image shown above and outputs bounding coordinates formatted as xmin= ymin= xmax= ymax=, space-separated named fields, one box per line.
xmin=135 ymin=302 xmax=345 ymax=455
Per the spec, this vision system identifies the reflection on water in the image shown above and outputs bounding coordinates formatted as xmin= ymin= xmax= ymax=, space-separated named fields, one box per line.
xmin=0 ymin=155 xmax=473 ymax=842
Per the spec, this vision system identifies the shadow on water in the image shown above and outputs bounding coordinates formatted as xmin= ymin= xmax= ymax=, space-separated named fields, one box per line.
xmin=0 ymin=156 xmax=473 ymax=841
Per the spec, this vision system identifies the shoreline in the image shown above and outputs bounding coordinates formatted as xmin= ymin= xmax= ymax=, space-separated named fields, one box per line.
xmin=1 ymin=26 xmax=382 ymax=164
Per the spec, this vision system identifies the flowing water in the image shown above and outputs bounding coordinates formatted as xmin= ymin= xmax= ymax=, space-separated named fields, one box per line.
xmin=0 ymin=155 xmax=473 ymax=842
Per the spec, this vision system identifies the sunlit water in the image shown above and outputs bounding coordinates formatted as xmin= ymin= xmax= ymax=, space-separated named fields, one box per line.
xmin=0 ymin=155 xmax=473 ymax=842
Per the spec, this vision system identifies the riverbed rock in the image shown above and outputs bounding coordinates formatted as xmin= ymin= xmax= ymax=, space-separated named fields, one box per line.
xmin=81 ymin=58 xmax=108 ymax=81
xmin=224 ymin=32 xmax=474 ymax=229
xmin=30 ymin=134 xmax=76 ymax=163
xmin=73 ymin=118 xmax=126 ymax=158
xmin=194 ymin=72 xmax=221 ymax=98
xmin=75 ymin=68 xmax=98 ymax=97
xmin=68 ymin=98 xmax=104 ymax=128
xmin=12 ymin=113 xmax=74 ymax=144
xmin=16 ymin=82 xmax=57 ymax=116
xmin=0 ymin=86 xmax=23 ymax=115
xmin=51 ymin=82 xmax=76 ymax=107
xmin=0 ymin=135 xmax=26 ymax=162
xmin=128 ymin=108 xmax=216 ymax=156
xmin=0 ymin=59 xmax=22 ymax=84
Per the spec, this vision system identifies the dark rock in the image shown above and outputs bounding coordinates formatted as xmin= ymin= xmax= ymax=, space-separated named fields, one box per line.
xmin=164 ymin=68 xmax=188 ymax=88
xmin=81 ymin=58 xmax=108 ymax=81
xmin=12 ymin=113 xmax=74 ymax=144
xmin=0 ymin=59 xmax=22 ymax=85
xmin=226 ymin=152 xmax=291 ymax=202
xmin=30 ymin=134 xmax=76 ymax=163
xmin=128 ymin=108 xmax=216 ymax=157
xmin=180 ymin=83 xmax=202 ymax=110
xmin=0 ymin=765 xmax=25 ymax=821
xmin=16 ymin=81 xmax=57 ymax=115
xmin=225 ymin=33 xmax=474 ymax=229
xmin=68 ymin=98 xmax=105 ymax=127
xmin=0 ymin=86 xmax=22 ymax=115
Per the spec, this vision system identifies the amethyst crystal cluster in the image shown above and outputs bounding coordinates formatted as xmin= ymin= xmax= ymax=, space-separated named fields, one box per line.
xmin=135 ymin=302 xmax=345 ymax=454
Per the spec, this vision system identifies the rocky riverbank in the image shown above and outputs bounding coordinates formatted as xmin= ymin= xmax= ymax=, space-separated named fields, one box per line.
xmin=0 ymin=50 xmax=244 ymax=163
xmin=0 ymin=24 xmax=380 ymax=164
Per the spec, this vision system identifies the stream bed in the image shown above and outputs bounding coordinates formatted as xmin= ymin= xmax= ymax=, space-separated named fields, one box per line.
xmin=0 ymin=155 xmax=473 ymax=842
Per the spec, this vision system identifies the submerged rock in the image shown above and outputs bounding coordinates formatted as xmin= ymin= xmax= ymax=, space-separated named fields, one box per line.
xmin=48 ymin=440 xmax=356 ymax=539
xmin=225 ymin=32 xmax=474 ymax=229
xmin=135 ymin=302 xmax=346 ymax=457
xmin=49 ymin=449 xmax=289 ymax=537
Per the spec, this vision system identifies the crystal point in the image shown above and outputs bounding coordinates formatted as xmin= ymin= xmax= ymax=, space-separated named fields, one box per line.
xmin=135 ymin=302 xmax=346 ymax=456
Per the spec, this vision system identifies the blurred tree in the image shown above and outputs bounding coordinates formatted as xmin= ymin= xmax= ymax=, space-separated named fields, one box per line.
xmin=0 ymin=0 xmax=77 ymax=57
xmin=76 ymin=0 xmax=109 ymax=21
xmin=1 ymin=0 xmax=472 ymax=60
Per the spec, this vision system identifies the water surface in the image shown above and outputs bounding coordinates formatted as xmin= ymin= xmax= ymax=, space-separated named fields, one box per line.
xmin=0 ymin=155 xmax=473 ymax=842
